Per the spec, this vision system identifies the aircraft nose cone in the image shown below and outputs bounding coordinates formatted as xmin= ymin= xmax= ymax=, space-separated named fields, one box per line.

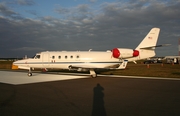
xmin=13 ymin=61 xmax=19 ymax=65
xmin=13 ymin=60 xmax=23 ymax=65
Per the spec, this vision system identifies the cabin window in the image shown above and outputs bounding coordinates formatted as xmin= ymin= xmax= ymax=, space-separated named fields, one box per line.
xmin=34 ymin=55 xmax=40 ymax=59
xmin=58 ymin=56 xmax=61 ymax=59
xmin=76 ymin=55 xmax=79 ymax=59
xmin=52 ymin=56 xmax=55 ymax=59
xmin=65 ymin=56 xmax=68 ymax=59
xmin=70 ymin=55 xmax=73 ymax=59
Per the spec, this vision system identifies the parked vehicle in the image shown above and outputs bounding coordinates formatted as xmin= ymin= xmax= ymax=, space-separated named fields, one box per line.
xmin=144 ymin=59 xmax=162 ymax=64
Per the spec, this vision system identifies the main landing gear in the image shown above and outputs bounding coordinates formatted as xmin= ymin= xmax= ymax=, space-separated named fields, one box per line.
xmin=90 ymin=69 xmax=97 ymax=78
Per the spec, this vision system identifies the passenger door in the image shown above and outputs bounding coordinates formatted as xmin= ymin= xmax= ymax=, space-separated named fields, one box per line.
xmin=42 ymin=53 xmax=49 ymax=67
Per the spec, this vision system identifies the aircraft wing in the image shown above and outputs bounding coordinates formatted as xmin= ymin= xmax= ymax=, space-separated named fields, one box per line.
xmin=69 ymin=60 xmax=128 ymax=70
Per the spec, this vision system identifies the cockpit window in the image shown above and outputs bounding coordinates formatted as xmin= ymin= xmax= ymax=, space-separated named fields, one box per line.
xmin=34 ymin=55 xmax=40 ymax=59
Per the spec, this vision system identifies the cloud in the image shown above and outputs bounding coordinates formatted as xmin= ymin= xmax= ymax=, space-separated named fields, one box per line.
xmin=76 ymin=4 xmax=90 ymax=13
xmin=26 ymin=10 xmax=38 ymax=16
xmin=55 ymin=4 xmax=91 ymax=19
xmin=12 ymin=47 xmax=45 ymax=51
xmin=55 ymin=6 xmax=70 ymax=14
xmin=15 ymin=0 xmax=35 ymax=6
xmin=0 ymin=0 xmax=180 ymax=57
xmin=89 ymin=0 xmax=98 ymax=3
xmin=98 ymin=0 xmax=180 ymax=27
xmin=0 ymin=3 xmax=18 ymax=16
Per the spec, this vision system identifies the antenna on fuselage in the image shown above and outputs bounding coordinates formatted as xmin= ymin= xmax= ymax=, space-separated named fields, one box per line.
xmin=89 ymin=49 xmax=92 ymax=52
xmin=24 ymin=55 xmax=28 ymax=59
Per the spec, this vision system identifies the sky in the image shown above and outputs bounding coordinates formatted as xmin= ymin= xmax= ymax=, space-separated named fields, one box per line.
xmin=0 ymin=0 xmax=180 ymax=58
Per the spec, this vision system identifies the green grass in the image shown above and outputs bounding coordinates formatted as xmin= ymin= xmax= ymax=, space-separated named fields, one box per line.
xmin=101 ymin=63 xmax=180 ymax=78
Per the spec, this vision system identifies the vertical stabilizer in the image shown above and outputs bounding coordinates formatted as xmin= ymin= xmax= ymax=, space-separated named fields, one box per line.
xmin=136 ymin=28 xmax=160 ymax=50
xmin=126 ymin=28 xmax=161 ymax=61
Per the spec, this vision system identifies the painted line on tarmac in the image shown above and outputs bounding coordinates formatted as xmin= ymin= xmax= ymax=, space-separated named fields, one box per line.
xmin=99 ymin=74 xmax=180 ymax=81
xmin=1 ymin=70 xmax=180 ymax=85
xmin=45 ymin=72 xmax=180 ymax=81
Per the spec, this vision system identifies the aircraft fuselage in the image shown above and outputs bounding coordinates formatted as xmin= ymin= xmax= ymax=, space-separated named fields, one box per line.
xmin=14 ymin=51 xmax=131 ymax=69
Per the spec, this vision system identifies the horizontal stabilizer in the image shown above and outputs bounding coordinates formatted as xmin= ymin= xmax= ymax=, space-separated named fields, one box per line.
xmin=140 ymin=44 xmax=171 ymax=49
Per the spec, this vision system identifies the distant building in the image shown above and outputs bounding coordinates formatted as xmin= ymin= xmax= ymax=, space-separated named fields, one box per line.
xmin=179 ymin=38 xmax=180 ymax=55
xmin=164 ymin=56 xmax=180 ymax=64
xmin=164 ymin=38 xmax=180 ymax=64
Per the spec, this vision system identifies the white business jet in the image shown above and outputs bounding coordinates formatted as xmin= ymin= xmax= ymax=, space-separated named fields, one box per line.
xmin=13 ymin=28 xmax=160 ymax=77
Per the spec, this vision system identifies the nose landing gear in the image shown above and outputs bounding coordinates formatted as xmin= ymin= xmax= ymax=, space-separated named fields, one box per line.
xmin=27 ymin=68 xmax=32 ymax=77
xmin=28 ymin=72 xmax=32 ymax=77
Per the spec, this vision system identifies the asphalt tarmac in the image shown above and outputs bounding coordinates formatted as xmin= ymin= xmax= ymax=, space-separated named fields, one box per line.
xmin=1 ymin=71 xmax=180 ymax=116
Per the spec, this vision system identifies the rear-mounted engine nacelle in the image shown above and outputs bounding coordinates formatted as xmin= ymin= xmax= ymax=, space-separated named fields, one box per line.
xmin=112 ymin=48 xmax=139 ymax=58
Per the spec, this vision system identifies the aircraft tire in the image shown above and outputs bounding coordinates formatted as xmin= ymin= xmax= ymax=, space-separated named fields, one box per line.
xmin=28 ymin=73 xmax=32 ymax=77
xmin=91 ymin=74 xmax=97 ymax=78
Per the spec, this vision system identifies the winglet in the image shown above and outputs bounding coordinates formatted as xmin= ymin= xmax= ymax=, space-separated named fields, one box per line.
xmin=117 ymin=60 xmax=128 ymax=69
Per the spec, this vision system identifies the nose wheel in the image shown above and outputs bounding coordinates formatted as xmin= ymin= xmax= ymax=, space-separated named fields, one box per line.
xmin=28 ymin=72 xmax=32 ymax=77
xmin=27 ymin=68 xmax=32 ymax=77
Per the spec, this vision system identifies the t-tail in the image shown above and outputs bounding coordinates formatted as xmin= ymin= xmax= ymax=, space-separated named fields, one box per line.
xmin=135 ymin=28 xmax=160 ymax=60
xmin=111 ymin=28 xmax=161 ymax=62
